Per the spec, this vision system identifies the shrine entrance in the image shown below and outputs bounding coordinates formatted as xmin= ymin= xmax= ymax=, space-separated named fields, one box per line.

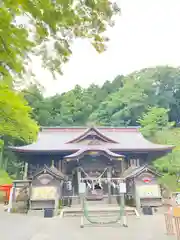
xmin=78 ymin=167 xmax=126 ymax=204
xmin=79 ymin=167 xmax=108 ymax=201
xmin=64 ymin=148 xmax=125 ymax=204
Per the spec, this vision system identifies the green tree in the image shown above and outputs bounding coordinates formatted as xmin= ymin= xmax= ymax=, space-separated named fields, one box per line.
xmin=23 ymin=85 xmax=55 ymax=125
xmin=129 ymin=66 xmax=180 ymax=124
xmin=20 ymin=66 xmax=180 ymax=129
xmin=89 ymin=66 xmax=180 ymax=127
xmin=150 ymin=129 xmax=180 ymax=191
xmin=138 ymin=107 xmax=174 ymax=137
xmin=0 ymin=83 xmax=39 ymax=143
xmin=1 ymin=0 xmax=120 ymax=79
xmin=89 ymin=73 xmax=152 ymax=126
xmin=139 ymin=109 xmax=180 ymax=191
xmin=151 ymin=129 xmax=180 ymax=172
xmin=0 ymin=82 xmax=39 ymax=177
xmin=22 ymin=75 xmax=124 ymax=127
xmin=0 ymin=169 xmax=12 ymax=185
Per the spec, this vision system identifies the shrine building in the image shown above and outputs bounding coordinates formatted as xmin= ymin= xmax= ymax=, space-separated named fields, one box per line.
xmin=10 ymin=127 xmax=174 ymax=209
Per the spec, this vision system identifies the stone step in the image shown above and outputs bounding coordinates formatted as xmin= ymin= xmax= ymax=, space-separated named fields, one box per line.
xmin=28 ymin=210 xmax=44 ymax=217
xmin=61 ymin=205 xmax=137 ymax=218
xmin=63 ymin=211 xmax=135 ymax=218
xmin=72 ymin=197 xmax=120 ymax=205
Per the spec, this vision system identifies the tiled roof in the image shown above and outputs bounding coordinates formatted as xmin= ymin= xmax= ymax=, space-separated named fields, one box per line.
xmin=33 ymin=165 xmax=65 ymax=179
xmin=9 ymin=126 xmax=174 ymax=153
xmin=123 ymin=165 xmax=162 ymax=179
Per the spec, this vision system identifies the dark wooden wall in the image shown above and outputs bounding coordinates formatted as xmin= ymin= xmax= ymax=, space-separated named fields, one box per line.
xmin=19 ymin=151 xmax=150 ymax=178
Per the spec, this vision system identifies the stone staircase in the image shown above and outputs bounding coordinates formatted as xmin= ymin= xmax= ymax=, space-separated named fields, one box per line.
xmin=60 ymin=204 xmax=138 ymax=218
xmin=71 ymin=195 xmax=121 ymax=205
xmin=27 ymin=196 xmax=139 ymax=218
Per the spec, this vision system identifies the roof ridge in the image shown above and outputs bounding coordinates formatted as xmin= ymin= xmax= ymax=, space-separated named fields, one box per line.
xmin=41 ymin=126 xmax=140 ymax=129
xmin=66 ymin=127 xmax=118 ymax=144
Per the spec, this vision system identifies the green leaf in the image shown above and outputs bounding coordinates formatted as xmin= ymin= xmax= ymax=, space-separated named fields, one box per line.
xmin=1 ymin=0 xmax=119 ymax=79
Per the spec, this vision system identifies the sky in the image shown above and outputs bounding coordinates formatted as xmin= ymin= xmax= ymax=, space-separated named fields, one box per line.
xmin=29 ymin=0 xmax=180 ymax=96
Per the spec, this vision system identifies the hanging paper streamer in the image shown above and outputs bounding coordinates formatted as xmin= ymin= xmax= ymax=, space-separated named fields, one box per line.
xmin=92 ymin=180 xmax=97 ymax=190
xmin=98 ymin=179 xmax=102 ymax=188
xmin=111 ymin=181 xmax=116 ymax=189
xmin=87 ymin=181 xmax=92 ymax=189
xmin=104 ymin=179 xmax=108 ymax=184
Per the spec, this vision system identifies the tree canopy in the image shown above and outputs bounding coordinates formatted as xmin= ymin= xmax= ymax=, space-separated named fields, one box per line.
xmin=1 ymin=0 xmax=120 ymax=79
xmin=138 ymin=107 xmax=174 ymax=138
xmin=23 ymin=66 xmax=180 ymax=128
xmin=0 ymin=82 xmax=39 ymax=143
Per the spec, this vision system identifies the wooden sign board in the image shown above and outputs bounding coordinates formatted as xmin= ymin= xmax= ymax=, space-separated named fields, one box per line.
xmin=31 ymin=186 xmax=57 ymax=200
xmin=138 ymin=184 xmax=161 ymax=198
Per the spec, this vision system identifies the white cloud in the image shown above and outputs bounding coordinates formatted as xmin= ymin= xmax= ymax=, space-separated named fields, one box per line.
xmin=30 ymin=0 xmax=180 ymax=96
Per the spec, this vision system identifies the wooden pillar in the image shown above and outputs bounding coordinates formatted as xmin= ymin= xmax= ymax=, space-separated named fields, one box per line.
xmin=77 ymin=166 xmax=81 ymax=204
xmin=60 ymin=159 xmax=65 ymax=174
xmin=23 ymin=162 xmax=28 ymax=180
xmin=58 ymin=160 xmax=61 ymax=171
xmin=135 ymin=184 xmax=141 ymax=214
xmin=121 ymin=159 xmax=125 ymax=174
xmin=120 ymin=192 xmax=125 ymax=215
xmin=107 ymin=166 xmax=112 ymax=204
xmin=51 ymin=160 xmax=55 ymax=167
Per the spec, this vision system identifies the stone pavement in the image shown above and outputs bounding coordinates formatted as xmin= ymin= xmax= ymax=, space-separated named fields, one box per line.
xmin=0 ymin=210 xmax=176 ymax=240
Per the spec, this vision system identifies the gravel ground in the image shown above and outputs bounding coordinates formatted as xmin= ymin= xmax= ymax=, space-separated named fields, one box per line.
xmin=0 ymin=210 xmax=177 ymax=240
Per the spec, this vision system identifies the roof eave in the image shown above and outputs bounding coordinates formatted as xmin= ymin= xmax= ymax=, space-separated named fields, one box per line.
xmin=64 ymin=148 xmax=124 ymax=161
xmin=125 ymin=165 xmax=162 ymax=179
xmin=33 ymin=165 xmax=64 ymax=180
xmin=9 ymin=145 xmax=174 ymax=153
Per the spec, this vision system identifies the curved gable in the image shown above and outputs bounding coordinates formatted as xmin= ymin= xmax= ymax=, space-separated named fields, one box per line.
xmin=66 ymin=127 xmax=118 ymax=144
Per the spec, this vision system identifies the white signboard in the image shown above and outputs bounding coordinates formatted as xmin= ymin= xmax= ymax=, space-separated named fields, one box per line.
xmin=79 ymin=182 xmax=86 ymax=194
xmin=119 ymin=182 xmax=126 ymax=193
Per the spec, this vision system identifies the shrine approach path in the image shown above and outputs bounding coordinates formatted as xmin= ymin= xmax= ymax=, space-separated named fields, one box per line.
xmin=0 ymin=210 xmax=176 ymax=240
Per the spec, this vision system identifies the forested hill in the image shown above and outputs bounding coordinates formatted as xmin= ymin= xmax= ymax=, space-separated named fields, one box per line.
xmin=2 ymin=65 xmax=180 ymax=187
xmin=20 ymin=65 xmax=180 ymax=190
xmin=23 ymin=66 xmax=180 ymax=127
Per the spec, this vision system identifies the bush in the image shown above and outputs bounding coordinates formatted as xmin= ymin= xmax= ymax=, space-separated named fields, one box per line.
xmin=0 ymin=169 xmax=13 ymax=185
xmin=159 ymin=174 xmax=180 ymax=192
xmin=0 ymin=191 xmax=5 ymax=203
